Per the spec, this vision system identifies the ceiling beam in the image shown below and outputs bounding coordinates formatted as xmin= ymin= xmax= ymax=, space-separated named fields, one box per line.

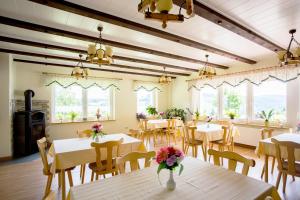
xmin=0 ymin=48 xmax=189 ymax=76
xmin=0 ymin=16 xmax=229 ymax=69
xmin=0 ymin=35 xmax=198 ymax=72
xmin=173 ymin=0 xmax=284 ymax=52
xmin=13 ymin=58 xmax=176 ymax=78
xmin=28 ymin=0 xmax=256 ymax=64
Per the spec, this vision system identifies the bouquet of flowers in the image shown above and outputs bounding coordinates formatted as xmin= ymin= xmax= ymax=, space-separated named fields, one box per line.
xmin=156 ymin=146 xmax=184 ymax=175
xmin=206 ymin=116 xmax=213 ymax=123
xmin=159 ymin=112 xmax=165 ymax=119
xmin=91 ymin=123 xmax=105 ymax=139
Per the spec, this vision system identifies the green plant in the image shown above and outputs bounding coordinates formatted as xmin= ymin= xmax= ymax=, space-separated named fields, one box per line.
xmin=194 ymin=109 xmax=200 ymax=120
xmin=146 ymin=106 xmax=158 ymax=115
xmin=259 ymin=109 xmax=274 ymax=122
xmin=69 ymin=111 xmax=78 ymax=122
xmin=56 ymin=112 xmax=64 ymax=122
xmin=165 ymin=108 xmax=187 ymax=122
xmin=227 ymin=111 xmax=236 ymax=120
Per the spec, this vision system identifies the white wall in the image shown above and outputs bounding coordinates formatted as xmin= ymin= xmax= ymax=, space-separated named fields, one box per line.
xmin=0 ymin=53 xmax=14 ymax=157
xmin=13 ymin=62 xmax=171 ymax=142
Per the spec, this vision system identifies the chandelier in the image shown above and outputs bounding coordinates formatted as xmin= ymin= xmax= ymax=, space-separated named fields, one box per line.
xmin=277 ymin=29 xmax=300 ymax=66
xmin=71 ymin=54 xmax=89 ymax=80
xmin=159 ymin=67 xmax=172 ymax=84
xmin=86 ymin=26 xmax=113 ymax=66
xmin=198 ymin=55 xmax=216 ymax=79
xmin=138 ymin=0 xmax=194 ymax=29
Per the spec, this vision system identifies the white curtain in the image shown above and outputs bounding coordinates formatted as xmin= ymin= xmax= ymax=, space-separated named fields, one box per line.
xmin=188 ymin=65 xmax=300 ymax=91
xmin=42 ymin=73 xmax=120 ymax=90
xmin=133 ymin=81 xmax=163 ymax=92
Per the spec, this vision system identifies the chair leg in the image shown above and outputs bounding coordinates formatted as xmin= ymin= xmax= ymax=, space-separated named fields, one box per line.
xmin=58 ymin=173 xmax=61 ymax=188
xmin=80 ymin=165 xmax=83 ymax=178
xmin=103 ymin=174 xmax=106 ymax=179
xmin=271 ymin=157 xmax=275 ymax=174
xmin=282 ymin=173 xmax=287 ymax=193
xmin=292 ymin=176 xmax=295 ymax=181
xmin=195 ymin=146 xmax=198 ymax=158
xmin=44 ymin=174 xmax=53 ymax=198
xmin=96 ymin=174 xmax=99 ymax=180
xmin=276 ymin=171 xmax=282 ymax=189
xmin=208 ymin=143 xmax=214 ymax=162
xmin=67 ymin=170 xmax=73 ymax=187
xmin=91 ymin=172 xmax=94 ymax=182
xmin=261 ymin=165 xmax=265 ymax=179
xmin=81 ymin=164 xmax=86 ymax=184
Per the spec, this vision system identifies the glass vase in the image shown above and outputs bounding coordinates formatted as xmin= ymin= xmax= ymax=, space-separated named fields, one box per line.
xmin=166 ymin=170 xmax=176 ymax=191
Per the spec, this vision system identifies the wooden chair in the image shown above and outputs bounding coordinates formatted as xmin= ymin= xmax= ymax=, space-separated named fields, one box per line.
xmin=77 ymin=129 xmax=93 ymax=184
xmin=164 ymin=119 xmax=177 ymax=146
xmin=89 ymin=139 xmax=123 ymax=181
xmin=37 ymin=137 xmax=74 ymax=199
xmin=272 ymin=138 xmax=300 ymax=193
xmin=209 ymin=125 xmax=235 ymax=152
xmin=139 ymin=119 xmax=157 ymax=146
xmin=208 ymin=149 xmax=256 ymax=176
xmin=128 ymin=129 xmax=141 ymax=139
xmin=184 ymin=126 xmax=206 ymax=159
xmin=117 ymin=151 xmax=156 ymax=174
xmin=44 ymin=190 xmax=56 ymax=200
xmin=260 ymin=128 xmax=276 ymax=179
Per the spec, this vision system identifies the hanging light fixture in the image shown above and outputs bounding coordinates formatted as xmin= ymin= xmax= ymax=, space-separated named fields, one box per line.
xmin=138 ymin=0 xmax=194 ymax=29
xmin=71 ymin=54 xmax=89 ymax=80
xmin=277 ymin=29 xmax=300 ymax=66
xmin=86 ymin=26 xmax=113 ymax=66
xmin=198 ymin=55 xmax=216 ymax=79
xmin=159 ymin=67 xmax=172 ymax=84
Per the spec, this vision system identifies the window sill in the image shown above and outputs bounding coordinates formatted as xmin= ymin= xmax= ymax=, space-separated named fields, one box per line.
xmin=233 ymin=122 xmax=289 ymax=130
xmin=50 ymin=119 xmax=116 ymax=125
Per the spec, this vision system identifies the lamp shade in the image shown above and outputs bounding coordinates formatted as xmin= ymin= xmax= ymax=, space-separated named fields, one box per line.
xmin=295 ymin=47 xmax=300 ymax=57
xmin=156 ymin=0 xmax=173 ymax=13
xmin=88 ymin=44 xmax=96 ymax=55
xmin=97 ymin=49 xmax=104 ymax=59
xmin=277 ymin=50 xmax=286 ymax=61
xmin=105 ymin=46 xmax=113 ymax=57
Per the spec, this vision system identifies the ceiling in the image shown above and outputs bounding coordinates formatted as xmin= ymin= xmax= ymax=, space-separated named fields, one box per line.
xmin=0 ymin=0 xmax=299 ymax=78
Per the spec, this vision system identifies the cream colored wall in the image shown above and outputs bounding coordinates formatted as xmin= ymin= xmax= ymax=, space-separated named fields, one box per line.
xmin=0 ymin=53 xmax=14 ymax=157
xmin=13 ymin=62 xmax=171 ymax=142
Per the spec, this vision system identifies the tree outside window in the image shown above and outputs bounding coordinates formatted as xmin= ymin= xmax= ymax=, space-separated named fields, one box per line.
xmin=223 ymin=84 xmax=246 ymax=119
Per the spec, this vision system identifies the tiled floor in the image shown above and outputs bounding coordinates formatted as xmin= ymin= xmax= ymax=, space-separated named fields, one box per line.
xmin=0 ymin=139 xmax=299 ymax=200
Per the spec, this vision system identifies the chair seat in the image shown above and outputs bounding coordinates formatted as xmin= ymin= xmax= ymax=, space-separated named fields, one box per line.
xmin=282 ymin=160 xmax=300 ymax=175
xmin=89 ymin=159 xmax=117 ymax=173
xmin=186 ymin=139 xmax=203 ymax=146
xmin=43 ymin=163 xmax=75 ymax=175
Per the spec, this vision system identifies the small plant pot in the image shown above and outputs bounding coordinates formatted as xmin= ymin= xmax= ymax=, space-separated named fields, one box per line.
xmin=264 ymin=120 xmax=270 ymax=127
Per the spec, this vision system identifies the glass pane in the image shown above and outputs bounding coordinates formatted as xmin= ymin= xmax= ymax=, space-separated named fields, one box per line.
xmin=223 ymin=83 xmax=247 ymax=119
xmin=253 ymin=80 xmax=287 ymax=121
xmin=199 ymin=87 xmax=218 ymax=117
xmin=87 ymin=87 xmax=111 ymax=119
xmin=54 ymin=85 xmax=83 ymax=121
xmin=137 ymin=89 xmax=154 ymax=114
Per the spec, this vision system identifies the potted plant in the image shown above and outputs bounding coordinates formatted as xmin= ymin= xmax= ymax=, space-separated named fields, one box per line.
xmin=259 ymin=109 xmax=274 ymax=127
xmin=56 ymin=112 xmax=64 ymax=123
xmin=165 ymin=108 xmax=187 ymax=122
xmin=91 ymin=123 xmax=105 ymax=142
xmin=69 ymin=111 xmax=78 ymax=122
xmin=156 ymin=146 xmax=184 ymax=191
xmin=227 ymin=111 xmax=236 ymax=120
xmin=194 ymin=109 xmax=200 ymax=120
xmin=146 ymin=106 xmax=158 ymax=117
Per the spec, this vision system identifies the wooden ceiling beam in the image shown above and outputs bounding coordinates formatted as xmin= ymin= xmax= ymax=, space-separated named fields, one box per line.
xmin=0 ymin=48 xmax=189 ymax=76
xmin=173 ymin=0 xmax=284 ymax=52
xmin=0 ymin=35 xmax=197 ymax=72
xmin=28 ymin=0 xmax=256 ymax=64
xmin=13 ymin=58 xmax=176 ymax=78
xmin=0 ymin=16 xmax=228 ymax=69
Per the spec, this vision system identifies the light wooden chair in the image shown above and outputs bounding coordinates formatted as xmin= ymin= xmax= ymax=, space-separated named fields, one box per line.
xmin=37 ymin=137 xmax=74 ymax=199
xmin=164 ymin=119 xmax=177 ymax=146
xmin=260 ymin=128 xmax=276 ymax=179
xmin=208 ymin=149 xmax=255 ymax=176
xmin=209 ymin=125 xmax=235 ymax=152
xmin=89 ymin=139 xmax=123 ymax=181
xmin=117 ymin=151 xmax=156 ymax=174
xmin=128 ymin=129 xmax=141 ymax=139
xmin=139 ymin=119 xmax=157 ymax=146
xmin=77 ymin=129 xmax=93 ymax=184
xmin=184 ymin=126 xmax=206 ymax=159
xmin=272 ymin=138 xmax=300 ymax=193
xmin=44 ymin=190 xmax=56 ymax=200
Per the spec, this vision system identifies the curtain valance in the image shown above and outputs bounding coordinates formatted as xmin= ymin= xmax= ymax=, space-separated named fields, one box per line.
xmin=133 ymin=81 xmax=163 ymax=92
xmin=42 ymin=73 xmax=120 ymax=90
xmin=188 ymin=65 xmax=300 ymax=91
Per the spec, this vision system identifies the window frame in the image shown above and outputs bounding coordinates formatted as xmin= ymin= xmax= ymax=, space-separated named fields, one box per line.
xmin=136 ymin=89 xmax=158 ymax=114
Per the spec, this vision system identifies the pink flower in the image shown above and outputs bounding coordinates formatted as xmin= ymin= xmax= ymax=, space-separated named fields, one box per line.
xmin=92 ymin=123 xmax=103 ymax=133
xmin=166 ymin=155 xmax=177 ymax=166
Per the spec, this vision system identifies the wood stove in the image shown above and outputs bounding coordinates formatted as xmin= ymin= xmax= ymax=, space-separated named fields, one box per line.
xmin=13 ymin=90 xmax=46 ymax=157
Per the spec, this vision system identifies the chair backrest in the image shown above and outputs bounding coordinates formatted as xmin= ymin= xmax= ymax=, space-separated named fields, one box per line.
xmin=117 ymin=151 xmax=156 ymax=174
xmin=167 ymin=119 xmax=176 ymax=131
xmin=185 ymin=126 xmax=197 ymax=143
xmin=271 ymin=138 xmax=300 ymax=176
xmin=128 ymin=129 xmax=140 ymax=138
xmin=208 ymin=149 xmax=255 ymax=176
xmin=37 ymin=137 xmax=50 ymax=173
xmin=261 ymin=128 xmax=274 ymax=140
xmin=221 ymin=125 xmax=235 ymax=146
xmin=139 ymin=119 xmax=148 ymax=131
xmin=91 ymin=139 xmax=123 ymax=171
xmin=77 ymin=129 xmax=93 ymax=138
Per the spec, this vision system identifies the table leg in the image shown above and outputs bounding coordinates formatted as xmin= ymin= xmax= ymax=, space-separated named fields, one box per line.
xmin=264 ymin=155 xmax=269 ymax=183
xmin=61 ymin=169 xmax=66 ymax=200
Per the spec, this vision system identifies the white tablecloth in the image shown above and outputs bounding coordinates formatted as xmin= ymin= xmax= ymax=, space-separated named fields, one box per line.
xmin=68 ymin=157 xmax=280 ymax=200
xmin=147 ymin=119 xmax=184 ymax=130
xmin=256 ymin=133 xmax=300 ymax=160
xmin=49 ymin=133 xmax=146 ymax=174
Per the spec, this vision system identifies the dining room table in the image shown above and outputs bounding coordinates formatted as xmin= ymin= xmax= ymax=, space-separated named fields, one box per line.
xmin=147 ymin=119 xmax=184 ymax=130
xmin=67 ymin=157 xmax=280 ymax=200
xmin=256 ymin=133 xmax=300 ymax=182
xmin=48 ymin=133 xmax=146 ymax=200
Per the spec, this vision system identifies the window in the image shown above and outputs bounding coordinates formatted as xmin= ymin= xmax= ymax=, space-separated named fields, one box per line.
xmin=136 ymin=89 xmax=156 ymax=114
xmin=52 ymin=85 xmax=114 ymax=122
xmin=222 ymin=84 xmax=247 ymax=119
xmin=253 ymin=80 xmax=287 ymax=121
xmin=199 ymin=87 xmax=218 ymax=117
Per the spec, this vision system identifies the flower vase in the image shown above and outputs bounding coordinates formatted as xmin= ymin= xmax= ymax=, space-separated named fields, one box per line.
xmin=95 ymin=136 xmax=99 ymax=142
xmin=206 ymin=123 xmax=210 ymax=128
xmin=166 ymin=170 xmax=176 ymax=191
